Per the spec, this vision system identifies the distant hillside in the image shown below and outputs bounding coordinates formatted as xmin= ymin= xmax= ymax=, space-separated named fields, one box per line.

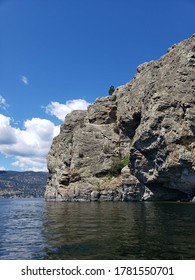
xmin=0 ymin=171 xmax=48 ymax=198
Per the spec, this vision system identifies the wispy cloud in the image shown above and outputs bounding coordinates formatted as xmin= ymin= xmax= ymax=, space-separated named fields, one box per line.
xmin=44 ymin=99 xmax=90 ymax=121
xmin=0 ymin=95 xmax=9 ymax=110
xmin=21 ymin=75 xmax=29 ymax=85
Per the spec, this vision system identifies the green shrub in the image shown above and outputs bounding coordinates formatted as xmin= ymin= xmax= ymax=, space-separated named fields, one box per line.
xmin=96 ymin=182 xmax=101 ymax=190
xmin=109 ymin=155 xmax=129 ymax=176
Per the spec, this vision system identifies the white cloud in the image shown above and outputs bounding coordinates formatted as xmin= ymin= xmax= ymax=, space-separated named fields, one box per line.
xmin=0 ymin=166 xmax=6 ymax=171
xmin=0 ymin=95 xmax=9 ymax=110
xmin=0 ymin=98 xmax=90 ymax=171
xmin=21 ymin=75 xmax=29 ymax=85
xmin=12 ymin=156 xmax=47 ymax=172
xmin=0 ymin=114 xmax=17 ymax=144
xmin=45 ymin=99 xmax=90 ymax=121
xmin=0 ymin=114 xmax=60 ymax=171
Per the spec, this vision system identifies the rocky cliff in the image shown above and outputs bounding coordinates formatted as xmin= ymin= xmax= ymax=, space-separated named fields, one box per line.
xmin=45 ymin=35 xmax=195 ymax=202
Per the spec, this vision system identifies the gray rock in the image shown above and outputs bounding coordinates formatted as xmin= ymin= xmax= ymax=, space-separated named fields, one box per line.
xmin=127 ymin=35 xmax=195 ymax=200
xmin=45 ymin=34 xmax=195 ymax=202
xmin=91 ymin=191 xmax=100 ymax=201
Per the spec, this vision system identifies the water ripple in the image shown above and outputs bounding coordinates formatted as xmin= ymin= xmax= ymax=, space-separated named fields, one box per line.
xmin=0 ymin=199 xmax=195 ymax=259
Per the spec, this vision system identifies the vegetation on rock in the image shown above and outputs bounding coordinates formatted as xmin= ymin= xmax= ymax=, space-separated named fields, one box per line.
xmin=109 ymin=155 xmax=129 ymax=176
xmin=108 ymin=85 xmax=115 ymax=95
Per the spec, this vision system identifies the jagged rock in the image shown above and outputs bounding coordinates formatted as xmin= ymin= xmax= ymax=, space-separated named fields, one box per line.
xmin=45 ymin=34 xmax=195 ymax=202
xmin=120 ymin=166 xmax=144 ymax=201
xmin=88 ymin=95 xmax=117 ymax=124
xmin=127 ymin=35 xmax=195 ymax=201
xmin=45 ymin=102 xmax=123 ymax=201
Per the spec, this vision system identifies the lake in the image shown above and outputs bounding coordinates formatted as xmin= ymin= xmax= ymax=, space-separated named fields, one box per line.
xmin=0 ymin=198 xmax=195 ymax=260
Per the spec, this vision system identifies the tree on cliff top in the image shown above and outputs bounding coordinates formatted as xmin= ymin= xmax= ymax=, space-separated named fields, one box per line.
xmin=108 ymin=85 xmax=115 ymax=95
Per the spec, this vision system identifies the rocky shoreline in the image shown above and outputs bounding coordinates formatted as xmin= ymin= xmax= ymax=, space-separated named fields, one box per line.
xmin=45 ymin=35 xmax=195 ymax=202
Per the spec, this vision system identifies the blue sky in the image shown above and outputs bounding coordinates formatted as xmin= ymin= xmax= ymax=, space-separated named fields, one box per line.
xmin=0 ymin=0 xmax=194 ymax=171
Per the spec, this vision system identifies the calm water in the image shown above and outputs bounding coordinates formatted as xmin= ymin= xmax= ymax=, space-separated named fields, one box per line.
xmin=0 ymin=198 xmax=195 ymax=260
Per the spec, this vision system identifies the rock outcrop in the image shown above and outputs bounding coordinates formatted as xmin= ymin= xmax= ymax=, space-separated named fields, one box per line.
xmin=45 ymin=35 xmax=195 ymax=201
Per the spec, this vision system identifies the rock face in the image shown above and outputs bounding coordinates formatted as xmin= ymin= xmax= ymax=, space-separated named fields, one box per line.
xmin=45 ymin=35 xmax=195 ymax=201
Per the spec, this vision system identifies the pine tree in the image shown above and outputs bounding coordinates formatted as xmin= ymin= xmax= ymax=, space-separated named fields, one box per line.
xmin=108 ymin=85 xmax=115 ymax=95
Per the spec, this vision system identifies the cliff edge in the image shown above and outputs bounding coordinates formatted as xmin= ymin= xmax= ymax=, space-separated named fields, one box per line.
xmin=45 ymin=35 xmax=195 ymax=201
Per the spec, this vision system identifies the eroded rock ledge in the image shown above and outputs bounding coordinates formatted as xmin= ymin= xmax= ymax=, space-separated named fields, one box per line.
xmin=45 ymin=35 xmax=195 ymax=202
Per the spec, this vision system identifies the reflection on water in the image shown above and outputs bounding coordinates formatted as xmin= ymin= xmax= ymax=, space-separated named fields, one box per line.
xmin=43 ymin=201 xmax=195 ymax=260
xmin=0 ymin=199 xmax=195 ymax=259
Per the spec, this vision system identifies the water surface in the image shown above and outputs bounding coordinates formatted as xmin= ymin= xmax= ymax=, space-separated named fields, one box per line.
xmin=0 ymin=198 xmax=195 ymax=259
